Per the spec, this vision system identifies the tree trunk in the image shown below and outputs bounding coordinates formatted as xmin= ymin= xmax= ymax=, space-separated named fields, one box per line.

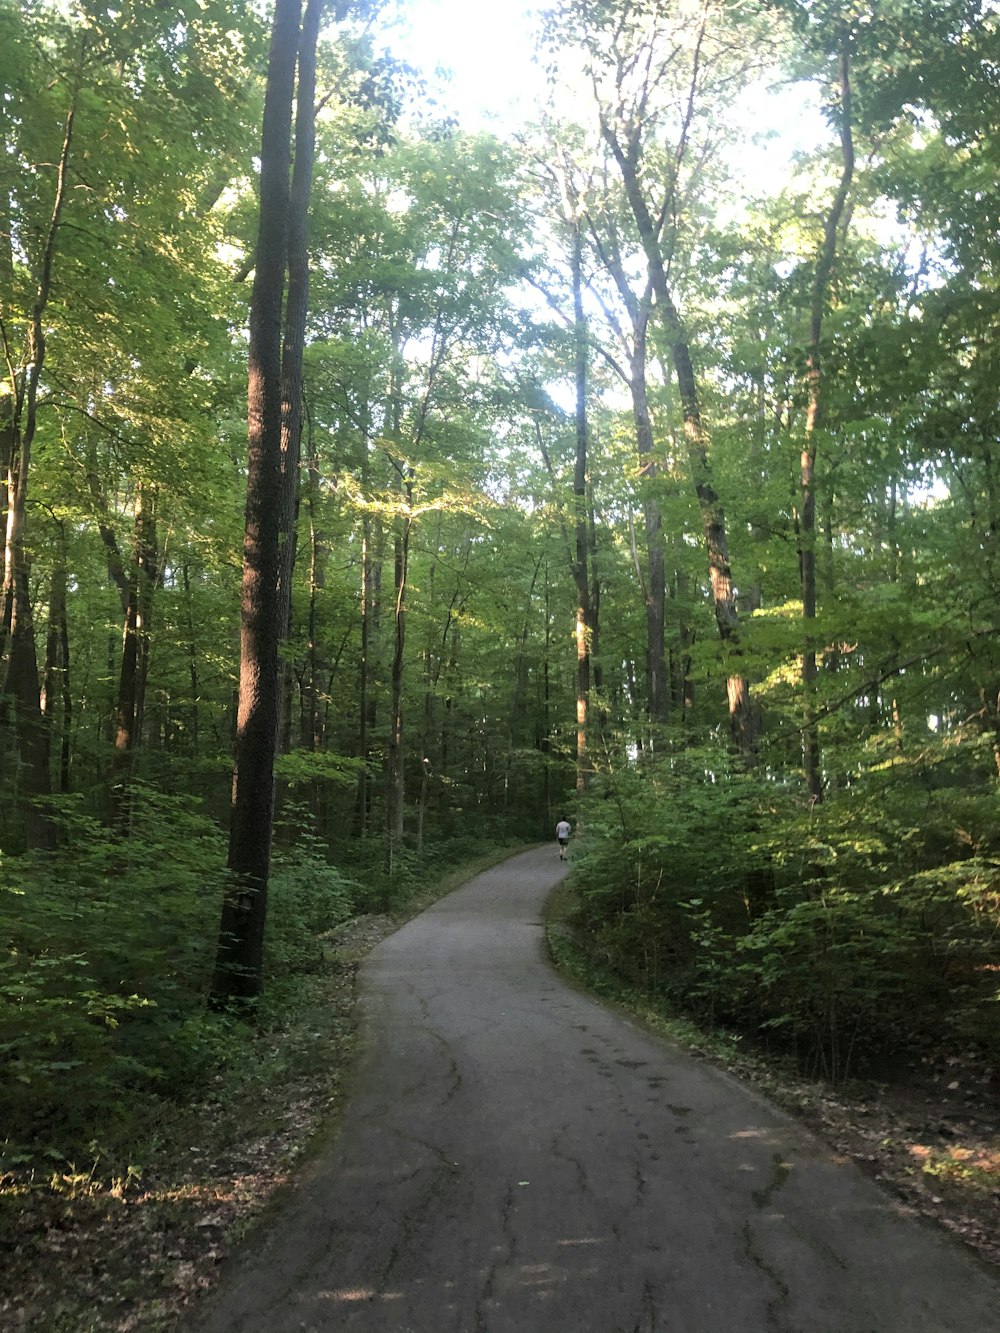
xmin=0 ymin=81 xmax=79 ymax=848
xmin=108 ymin=484 xmax=158 ymax=828
xmin=671 ymin=568 xmax=695 ymax=718
xmin=301 ymin=410 xmax=326 ymax=751
xmin=213 ymin=0 xmax=318 ymax=1004
xmin=542 ymin=561 xmax=553 ymax=834
xmin=800 ymin=43 xmax=854 ymax=805
xmin=440 ymin=618 xmax=460 ymax=830
xmin=603 ymin=122 xmax=755 ymax=758
xmin=386 ymin=469 xmax=412 ymax=868
xmin=275 ymin=0 xmax=321 ymax=760
xmin=355 ymin=514 xmax=373 ymax=832
xmin=570 ymin=226 xmax=596 ymax=790
xmin=628 ymin=339 xmax=667 ymax=725
xmin=40 ymin=534 xmax=71 ymax=795
xmin=182 ymin=562 xmax=200 ymax=756
xmin=580 ymin=200 xmax=662 ymax=726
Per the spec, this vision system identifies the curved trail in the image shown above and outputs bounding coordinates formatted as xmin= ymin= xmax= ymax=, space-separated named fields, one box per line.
xmin=188 ymin=847 xmax=999 ymax=1332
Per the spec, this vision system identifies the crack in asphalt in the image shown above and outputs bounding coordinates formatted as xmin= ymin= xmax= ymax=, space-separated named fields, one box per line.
xmin=752 ymin=1152 xmax=792 ymax=1212
xmin=637 ymin=1275 xmax=658 ymax=1332
xmin=375 ymin=1155 xmax=459 ymax=1291
xmin=549 ymin=1124 xmax=592 ymax=1197
xmin=473 ymin=1181 xmax=516 ymax=1333
xmin=742 ymin=1219 xmax=792 ymax=1331
xmin=632 ymin=1156 xmax=647 ymax=1203
xmin=425 ymin=1028 xmax=463 ymax=1106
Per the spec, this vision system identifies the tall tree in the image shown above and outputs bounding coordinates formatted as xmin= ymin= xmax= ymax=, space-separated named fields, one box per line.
xmin=795 ymin=35 xmax=855 ymax=802
xmin=528 ymin=140 xmax=603 ymax=782
xmin=0 ymin=29 xmax=82 ymax=846
xmin=543 ymin=0 xmax=763 ymax=756
xmin=212 ymin=0 xmax=324 ymax=1003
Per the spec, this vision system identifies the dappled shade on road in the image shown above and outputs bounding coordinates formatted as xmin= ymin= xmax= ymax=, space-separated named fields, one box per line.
xmin=187 ymin=848 xmax=1000 ymax=1332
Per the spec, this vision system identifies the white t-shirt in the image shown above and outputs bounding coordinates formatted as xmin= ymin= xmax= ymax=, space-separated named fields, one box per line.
xmin=556 ymin=820 xmax=571 ymax=841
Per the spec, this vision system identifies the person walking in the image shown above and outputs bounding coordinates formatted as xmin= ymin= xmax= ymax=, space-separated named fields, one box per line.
xmin=555 ymin=817 xmax=571 ymax=860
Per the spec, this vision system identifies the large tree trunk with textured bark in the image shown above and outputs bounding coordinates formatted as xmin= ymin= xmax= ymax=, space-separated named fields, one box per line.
xmin=213 ymin=0 xmax=322 ymax=1004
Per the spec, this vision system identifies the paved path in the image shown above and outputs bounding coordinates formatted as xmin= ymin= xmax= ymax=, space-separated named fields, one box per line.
xmin=188 ymin=847 xmax=1000 ymax=1332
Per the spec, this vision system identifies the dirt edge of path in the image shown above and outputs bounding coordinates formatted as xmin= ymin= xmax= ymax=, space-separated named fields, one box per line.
xmin=544 ymin=890 xmax=1000 ymax=1276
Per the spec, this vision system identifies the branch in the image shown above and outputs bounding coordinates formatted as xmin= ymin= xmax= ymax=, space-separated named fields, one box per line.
xmin=809 ymin=625 xmax=997 ymax=730
xmin=523 ymin=268 xmax=629 ymax=385
xmin=535 ymin=418 xmax=574 ymax=578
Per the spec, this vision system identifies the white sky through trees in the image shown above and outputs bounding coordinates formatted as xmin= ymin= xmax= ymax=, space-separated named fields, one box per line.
xmin=380 ymin=0 xmax=824 ymax=184
xmin=382 ymin=0 xmax=544 ymax=128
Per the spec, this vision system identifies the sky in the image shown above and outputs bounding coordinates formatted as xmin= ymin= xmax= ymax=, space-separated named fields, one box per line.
xmin=378 ymin=0 xmax=545 ymax=129
xmin=376 ymin=0 xmax=827 ymax=185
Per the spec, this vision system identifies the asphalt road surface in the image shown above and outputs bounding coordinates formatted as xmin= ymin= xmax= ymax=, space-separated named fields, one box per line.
xmin=188 ymin=847 xmax=1000 ymax=1332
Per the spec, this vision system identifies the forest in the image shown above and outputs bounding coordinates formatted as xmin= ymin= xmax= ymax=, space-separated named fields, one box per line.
xmin=2 ymin=0 xmax=999 ymax=1225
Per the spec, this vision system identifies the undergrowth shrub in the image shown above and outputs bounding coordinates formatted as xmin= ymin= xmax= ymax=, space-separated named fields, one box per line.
xmin=1 ymin=784 xmax=513 ymax=1165
xmin=569 ymin=739 xmax=1000 ymax=1080
xmin=0 ymin=787 xmax=229 ymax=1158
xmin=571 ymin=746 xmax=771 ymax=989
xmin=336 ymin=830 xmax=507 ymax=915
xmin=262 ymin=836 xmax=361 ymax=1007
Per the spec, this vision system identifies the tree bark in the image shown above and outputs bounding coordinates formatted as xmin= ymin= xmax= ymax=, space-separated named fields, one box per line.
xmin=381 ymin=254 xmax=453 ymax=863
xmin=41 ymin=530 xmax=71 ymax=794
xmin=386 ymin=461 xmax=412 ymax=867
xmin=213 ymin=0 xmax=317 ymax=1004
xmin=182 ymin=562 xmax=200 ymax=757
xmin=109 ymin=484 xmax=159 ymax=830
xmin=275 ymin=0 xmax=322 ymax=759
xmin=585 ymin=212 xmax=666 ymax=727
xmin=800 ymin=42 xmax=854 ymax=805
xmin=570 ymin=225 xmax=597 ymax=790
xmin=301 ymin=412 xmax=326 ymax=751
xmin=628 ymin=334 xmax=667 ymax=725
xmin=0 ymin=79 xmax=79 ymax=847
xmin=355 ymin=508 xmax=380 ymax=835
xmin=671 ymin=567 xmax=695 ymax=718
xmin=601 ymin=120 xmax=754 ymax=757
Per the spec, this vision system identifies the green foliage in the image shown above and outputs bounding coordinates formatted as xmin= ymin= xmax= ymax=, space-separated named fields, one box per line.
xmin=274 ymin=749 xmax=364 ymax=790
xmin=263 ymin=834 xmax=361 ymax=991
xmin=0 ymin=789 xmax=230 ymax=1157
xmin=568 ymin=741 xmax=772 ymax=1013
xmin=569 ymin=736 xmax=1000 ymax=1081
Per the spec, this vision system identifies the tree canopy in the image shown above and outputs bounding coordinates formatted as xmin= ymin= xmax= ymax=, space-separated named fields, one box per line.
xmin=2 ymin=0 xmax=1000 ymax=1166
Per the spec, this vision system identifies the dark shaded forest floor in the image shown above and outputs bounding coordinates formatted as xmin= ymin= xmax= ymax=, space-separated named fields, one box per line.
xmin=704 ymin=1035 xmax=1000 ymax=1269
xmin=3 ymin=885 xmax=998 ymax=1331
xmin=787 ymin=1051 xmax=1000 ymax=1266
xmin=1 ymin=912 xmax=400 ymax=1332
